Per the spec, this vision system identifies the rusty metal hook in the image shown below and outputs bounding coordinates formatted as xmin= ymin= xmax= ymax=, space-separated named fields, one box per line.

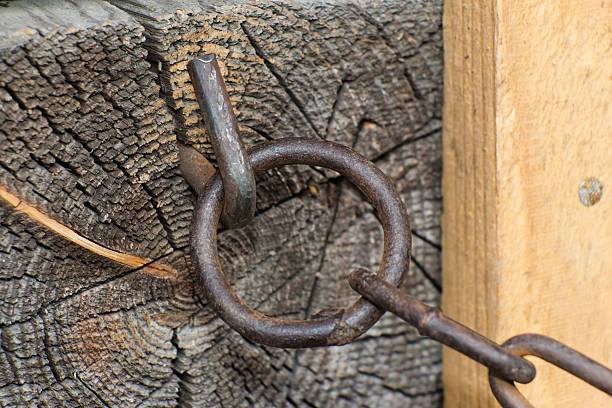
xmin=488 ymin=334 xmax=612 ymax=407
xmin=190 ymin=138 xmax=411 ymax=348
xmin=187 ymin=54 xmax=256 ymax=228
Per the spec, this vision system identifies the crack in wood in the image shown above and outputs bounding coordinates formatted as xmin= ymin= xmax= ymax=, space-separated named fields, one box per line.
xmin=284 ymin=181 xmax=344 ymax=391
xmin=382 ymin=384 xmax=443 ymax=401
xmin=241 ymin=22 xmax=324 ymax=140
xmin=141 ymin=182 xmax=181 ymax=251
xmin=412 ymin=255 xmax=441 ymax=292
xmin=352 ymin=4 xmax=435 ymax=102
xmin=412 ymin=229 xmax=441 ymax=251
xmin=304 ymin=182 xmax=344 ymax=320
xmin=169 ymin=328 xmax=190 ymax=408
xmin=74 ymin=371 xmax=113 ymax=408
xmin=325 ymin=78 xmax=353 ymax=137
xmin=0 ymin=186 xmax=178 ymax=280
xmin=367 ymin=205 xmax=441 ymax=293
xmin=0 ymin=247 xmax=185 ymax=330
xmin=41 ymin=322 xmax=61 ymax=384
xmin=372 ymin=125 xmax=441 ymax=164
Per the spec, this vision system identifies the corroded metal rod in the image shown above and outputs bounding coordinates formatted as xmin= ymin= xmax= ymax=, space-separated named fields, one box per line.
xmin=348 ymin=269 xmax=536 ymax=384
xmin=187 ymin=54 xmax=256 ymax=228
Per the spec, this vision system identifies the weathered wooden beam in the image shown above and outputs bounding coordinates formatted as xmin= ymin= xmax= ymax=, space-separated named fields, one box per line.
xmin=1 ymin=0 xmax=443 ymax=406
xmin=442 ymin=0 xmax=611 ymax=406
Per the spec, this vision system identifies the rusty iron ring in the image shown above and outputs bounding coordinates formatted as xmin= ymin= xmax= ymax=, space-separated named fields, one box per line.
xmin=191 ymin=138 xmax=411 ymax=348
xmin=488 ymin=334 xmax=612 ymax=407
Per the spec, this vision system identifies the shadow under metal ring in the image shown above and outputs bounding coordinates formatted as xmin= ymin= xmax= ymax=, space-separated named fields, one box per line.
xmin=190 ymin=138 xmax=411 ymax=348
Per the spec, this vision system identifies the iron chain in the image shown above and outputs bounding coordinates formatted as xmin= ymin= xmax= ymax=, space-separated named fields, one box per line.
xmin=184 ymin=54 xmax=612 ymax=407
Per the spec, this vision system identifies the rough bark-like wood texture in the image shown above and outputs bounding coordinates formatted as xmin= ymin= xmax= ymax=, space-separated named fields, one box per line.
xmin=0 ymin=0 xmax=443 ymax=407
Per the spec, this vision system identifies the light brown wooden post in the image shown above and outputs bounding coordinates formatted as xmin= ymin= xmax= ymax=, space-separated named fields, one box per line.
xmin=442 ymin=0 xmax=611 ymax=406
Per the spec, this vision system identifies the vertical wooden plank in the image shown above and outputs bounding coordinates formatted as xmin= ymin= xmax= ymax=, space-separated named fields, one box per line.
xmin=442 ymin=0 xmax=498 ymax=405
xmin=443 ymin=0 xmax=611 ymax=406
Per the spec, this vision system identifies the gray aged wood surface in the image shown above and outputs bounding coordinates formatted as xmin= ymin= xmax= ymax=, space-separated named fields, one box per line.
xmin=0 ymin=0 xmax=443 ymax=406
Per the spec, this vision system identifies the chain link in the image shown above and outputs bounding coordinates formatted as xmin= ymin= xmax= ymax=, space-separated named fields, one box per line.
xmin=349 ymin=271 xmax=612 ymax=407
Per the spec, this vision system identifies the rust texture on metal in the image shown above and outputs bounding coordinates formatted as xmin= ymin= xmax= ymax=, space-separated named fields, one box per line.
xmin=488 ymin=334 xmax=612 ymax=408
xmin=178 ymin=143 xmax=216 ymax=195
xmin=190 ymin=138 xmax=412 ymax=348
xmin=348 ymin=269 xmax=536 ymax=384
xmin=183 ymin=55 xmax=611 ymax=398
xmin=187 ymin=54 xmax=256 ymax=228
